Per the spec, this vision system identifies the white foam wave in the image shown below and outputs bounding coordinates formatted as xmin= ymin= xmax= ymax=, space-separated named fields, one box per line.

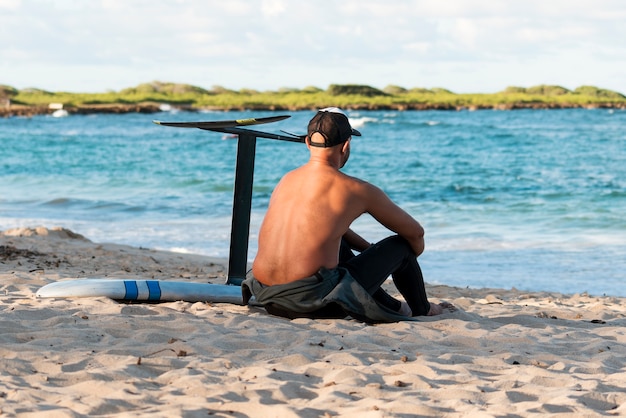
xmin=348 ymin=116 xmax=377 ymax=129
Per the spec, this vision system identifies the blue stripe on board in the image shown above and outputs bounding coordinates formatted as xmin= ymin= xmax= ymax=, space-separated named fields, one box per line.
xmin=146 ymin=281 xmax=161 ymax=301
xmin=124 ymin=281 xmax=139 ymax=299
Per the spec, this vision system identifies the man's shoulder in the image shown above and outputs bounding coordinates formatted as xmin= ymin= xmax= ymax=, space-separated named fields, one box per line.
xmin=339 ymin=172 xmax=378 ymax=192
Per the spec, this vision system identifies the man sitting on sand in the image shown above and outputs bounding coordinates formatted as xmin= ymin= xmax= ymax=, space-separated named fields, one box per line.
xmin=243 ymin=107 xmax=449 ymax=322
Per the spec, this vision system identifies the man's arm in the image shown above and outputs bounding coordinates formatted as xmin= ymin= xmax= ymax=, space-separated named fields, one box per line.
xmin=361 ymin=184 xmax=425 ymax=256
xmin=343 ymin=229 xmax=371 ymax=252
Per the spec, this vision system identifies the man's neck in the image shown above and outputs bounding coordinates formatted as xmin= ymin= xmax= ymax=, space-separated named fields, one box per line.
xmin=308 ymin=154 xmax=341 ymax=169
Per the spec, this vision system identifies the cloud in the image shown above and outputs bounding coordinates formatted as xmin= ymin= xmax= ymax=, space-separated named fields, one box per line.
xmin=0 ymin=0 xmax=20 ymax=10
xmin=261 ymin=0 xmax=286 ymax=17
xmin=1 ymin=0 xmax=625 ymax=93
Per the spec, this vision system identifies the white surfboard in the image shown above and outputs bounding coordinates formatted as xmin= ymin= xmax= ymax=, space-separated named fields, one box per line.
xmin=36 ymin=279 xmax=246 ymax=305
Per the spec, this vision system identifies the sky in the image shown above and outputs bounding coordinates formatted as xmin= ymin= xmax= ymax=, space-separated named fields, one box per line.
xmin=1 ymin=0 xmax=626 ymax=94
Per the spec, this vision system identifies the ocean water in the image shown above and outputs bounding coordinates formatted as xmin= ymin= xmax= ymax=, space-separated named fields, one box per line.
xmin=1 ymin=109 xmax=625 ymax=296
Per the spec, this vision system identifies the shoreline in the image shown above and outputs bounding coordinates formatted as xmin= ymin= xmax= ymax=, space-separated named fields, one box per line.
xmin=2 ymin=100 xmax=626 ymax=118
xmin=2 ymin=226 xmax=625 ymax=416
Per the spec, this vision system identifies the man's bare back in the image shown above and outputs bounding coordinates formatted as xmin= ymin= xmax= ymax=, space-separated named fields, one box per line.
xmin=252 ymin=158 xmax=369 ymax=285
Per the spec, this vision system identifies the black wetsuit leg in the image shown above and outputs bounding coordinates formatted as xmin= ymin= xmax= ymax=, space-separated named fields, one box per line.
xmin=339 ymin=236 xmax=431 ymax=316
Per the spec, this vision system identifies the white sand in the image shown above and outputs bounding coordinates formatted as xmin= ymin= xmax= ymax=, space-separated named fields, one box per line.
xmin=2 ymin=226 xmax=625 ymax=417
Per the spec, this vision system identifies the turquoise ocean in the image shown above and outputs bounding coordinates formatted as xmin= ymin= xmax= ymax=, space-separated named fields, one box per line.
xmin=1 ymin=109 xmax=624 ymax=296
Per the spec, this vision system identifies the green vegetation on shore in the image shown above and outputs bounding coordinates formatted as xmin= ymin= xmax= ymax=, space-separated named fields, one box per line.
xmin=2 ymin=82 xmax=625 ymax=117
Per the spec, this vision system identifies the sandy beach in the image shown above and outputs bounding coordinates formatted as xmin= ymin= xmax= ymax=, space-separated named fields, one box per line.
xmin=1 ymin=226 xmax=625 ymax=417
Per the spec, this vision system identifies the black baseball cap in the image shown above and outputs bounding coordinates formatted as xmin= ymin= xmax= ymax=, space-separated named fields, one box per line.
xmin=307 ymin=107 xmax=361 ymax=148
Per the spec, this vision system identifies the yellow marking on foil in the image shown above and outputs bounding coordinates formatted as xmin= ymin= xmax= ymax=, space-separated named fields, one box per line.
xmin=235 ymin=118 xmax=258 ymax=125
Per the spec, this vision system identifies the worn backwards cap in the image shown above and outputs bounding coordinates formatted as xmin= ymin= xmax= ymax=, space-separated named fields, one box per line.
xmin=307 ymin=107 xmax=361 ymax=148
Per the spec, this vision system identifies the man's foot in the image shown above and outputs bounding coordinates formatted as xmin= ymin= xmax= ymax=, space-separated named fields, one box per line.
xmin=427 ymin=301 xmax=456 ymax=316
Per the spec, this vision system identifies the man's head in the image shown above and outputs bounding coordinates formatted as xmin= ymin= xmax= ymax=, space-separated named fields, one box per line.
xmin=307 ymin=107 xmax=361 ymax=148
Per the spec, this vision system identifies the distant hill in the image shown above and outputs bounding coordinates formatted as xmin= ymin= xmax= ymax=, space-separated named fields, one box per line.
xmin=2 ymin=81 xmax=625 ymax=117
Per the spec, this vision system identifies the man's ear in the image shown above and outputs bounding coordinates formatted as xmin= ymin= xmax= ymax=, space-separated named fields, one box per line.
xmin=341 ymin=138 xmax=351 ymax=153
xmin=304 ymin=136 xmax=312 ymax=150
